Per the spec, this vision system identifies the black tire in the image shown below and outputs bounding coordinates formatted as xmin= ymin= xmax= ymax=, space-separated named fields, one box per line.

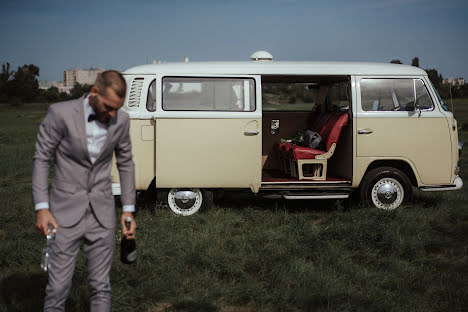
xmin=201 ymin=190 xmax=214 ymax=211
xmin=360 ymin=166 xmax=413 ymax=210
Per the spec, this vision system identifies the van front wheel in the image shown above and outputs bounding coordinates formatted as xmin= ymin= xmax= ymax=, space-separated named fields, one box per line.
xmin=360 ymin=167 xmax=413 ymax=210
xmin=166 ymin=188 xmax=213 ymax=216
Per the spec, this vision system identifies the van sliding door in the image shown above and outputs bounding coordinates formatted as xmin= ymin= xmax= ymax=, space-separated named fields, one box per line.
xmin=155 ymin=75 xmax=262 ymax=192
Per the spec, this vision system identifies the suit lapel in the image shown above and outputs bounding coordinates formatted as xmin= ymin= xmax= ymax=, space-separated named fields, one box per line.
xmin=72 ymin=95 xmax=92 ymax=165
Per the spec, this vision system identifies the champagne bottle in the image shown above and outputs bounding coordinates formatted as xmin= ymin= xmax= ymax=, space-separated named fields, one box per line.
xmin=120 ymin=216 xmax=137 ymax=264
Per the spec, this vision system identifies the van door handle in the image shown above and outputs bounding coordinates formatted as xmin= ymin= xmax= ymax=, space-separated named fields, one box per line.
xmin=244 ymin=131 xmax=259 ymax=136
xmin=358 ymin=129 xmax=373 ymax=134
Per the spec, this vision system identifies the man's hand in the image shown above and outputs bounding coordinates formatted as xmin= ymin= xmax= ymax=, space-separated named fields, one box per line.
xmin=121 ymin=212 xmax=136 ymax=239
xmin=36 ymin=209 xmax=59 ymax=236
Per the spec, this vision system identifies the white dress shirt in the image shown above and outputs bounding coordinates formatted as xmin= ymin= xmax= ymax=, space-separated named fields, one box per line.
xmin=84 ymin=95 xmax=108 ymax=164
xmin=35 ymin=95 xmax=135 ymax=212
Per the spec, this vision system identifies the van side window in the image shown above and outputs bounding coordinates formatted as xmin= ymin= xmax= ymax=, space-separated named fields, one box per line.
xmin=162 ymin=77 xmax=256 ymax=111
xmin=262 ymin=79 xmax=350 ymax=112
xmin=361 ymin=78 xmax=433 ymax=111
xmin=146 ymin=79 xmax=156 ymax=112
xmin=262 ymin=83 xmax=316 ymax=111
xmin=414 ymin=79 xmax=433 ymax=110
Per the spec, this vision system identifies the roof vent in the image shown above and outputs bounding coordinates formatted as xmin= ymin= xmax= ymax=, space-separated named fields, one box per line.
xmin=250 ymin=51 xmax=273 ymax=61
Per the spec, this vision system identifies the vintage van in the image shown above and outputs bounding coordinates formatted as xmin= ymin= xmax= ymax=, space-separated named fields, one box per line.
xmin=111 ymin=51 xmax=463 ymax=215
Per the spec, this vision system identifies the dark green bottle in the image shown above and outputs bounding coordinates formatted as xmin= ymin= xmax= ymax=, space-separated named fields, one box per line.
xmin=121 ymin=217 xmax=137 ymax=264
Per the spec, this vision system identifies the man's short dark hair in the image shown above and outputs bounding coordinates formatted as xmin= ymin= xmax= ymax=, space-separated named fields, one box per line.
xmin=95 ymin=70 xmax=127 ymax=99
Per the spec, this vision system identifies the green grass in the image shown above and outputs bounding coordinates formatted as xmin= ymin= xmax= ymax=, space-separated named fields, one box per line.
xmin=0 ymin=101 xmax=467 ymax=312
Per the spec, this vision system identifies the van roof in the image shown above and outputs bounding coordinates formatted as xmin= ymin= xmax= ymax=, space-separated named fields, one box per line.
xmin=123 ymin=61 xmax=427 ymax=76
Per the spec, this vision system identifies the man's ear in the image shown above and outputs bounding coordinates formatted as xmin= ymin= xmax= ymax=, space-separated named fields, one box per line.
xmin=90 ymin=86 xmax=99 ymax=95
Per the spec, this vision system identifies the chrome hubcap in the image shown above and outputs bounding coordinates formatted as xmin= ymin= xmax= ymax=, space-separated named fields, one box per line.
xmin=376 ymin=182 xmax=398 ymax=204
xmin=174 ymin=190 xmax=197 ymax=209
xmin=371 ymin=178 xmax=404 ymax=210
xmin=168 ymin=188 xmax=203 ymax=216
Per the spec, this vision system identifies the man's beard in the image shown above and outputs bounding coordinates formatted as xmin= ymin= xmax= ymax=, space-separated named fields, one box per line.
xmin=89 ymin=95 xmax=110 ymax=124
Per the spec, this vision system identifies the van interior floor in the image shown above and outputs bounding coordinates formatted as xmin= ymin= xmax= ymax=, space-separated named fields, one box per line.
xmin=261 ymin=169 xmax=351 ymax=184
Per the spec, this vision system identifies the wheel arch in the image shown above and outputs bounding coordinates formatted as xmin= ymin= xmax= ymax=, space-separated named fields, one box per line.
xmin=359 ymin=159 xmax=419 ymax=188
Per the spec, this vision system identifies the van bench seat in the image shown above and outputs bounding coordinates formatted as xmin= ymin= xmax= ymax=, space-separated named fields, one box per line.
xmin=277 ymin=112 xmax=349 ymax=180
xmin=290 ymin=146 xmax=326 ymax=159
xmin=285 ymin=113 xmax=348 ymax=160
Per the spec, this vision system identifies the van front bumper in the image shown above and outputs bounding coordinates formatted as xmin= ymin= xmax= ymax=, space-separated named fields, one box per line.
xmin=420 ymin=176 xmax=463 ymax=192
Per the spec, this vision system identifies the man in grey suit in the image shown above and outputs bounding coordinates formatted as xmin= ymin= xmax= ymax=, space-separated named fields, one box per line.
xmin=32 ymin=70 xmax=136 ymax=312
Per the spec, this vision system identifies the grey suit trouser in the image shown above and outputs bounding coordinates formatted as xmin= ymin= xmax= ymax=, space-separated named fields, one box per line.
xmin=44 ymin=206 xmax=115 ymax=312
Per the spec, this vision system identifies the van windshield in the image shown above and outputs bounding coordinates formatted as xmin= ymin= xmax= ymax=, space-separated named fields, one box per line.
xmin=430 ymin=81 xmax=448 ymax=111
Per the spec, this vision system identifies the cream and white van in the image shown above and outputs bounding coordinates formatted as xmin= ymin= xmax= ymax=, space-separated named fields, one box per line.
xmin=111 ymin=51 xmax=463 ymax=215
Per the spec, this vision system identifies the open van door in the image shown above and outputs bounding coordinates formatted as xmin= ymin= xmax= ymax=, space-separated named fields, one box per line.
xmin=154 ymin=75 xmax=262 ymax=193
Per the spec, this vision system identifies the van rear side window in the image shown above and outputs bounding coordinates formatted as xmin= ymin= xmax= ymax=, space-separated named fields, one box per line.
xmin=162 ymin=77 xmax=256 ymax=112
xmin=146 ymin=79 xmax=156 ymax=112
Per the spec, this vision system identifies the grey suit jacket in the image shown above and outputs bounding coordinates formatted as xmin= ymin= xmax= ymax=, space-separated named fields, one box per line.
xmin=32 ymin=95 xmax=135 ymax=229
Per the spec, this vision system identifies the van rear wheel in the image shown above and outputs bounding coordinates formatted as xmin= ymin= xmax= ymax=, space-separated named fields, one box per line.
xmin=166 ymin=188 xmax=213 ymax=216
xmin=360 ymin=167 xmax=413 ymax=210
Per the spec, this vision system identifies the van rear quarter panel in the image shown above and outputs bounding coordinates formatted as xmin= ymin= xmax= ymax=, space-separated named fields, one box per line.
xmin=111 ymin=119 xmax=155 ymax=191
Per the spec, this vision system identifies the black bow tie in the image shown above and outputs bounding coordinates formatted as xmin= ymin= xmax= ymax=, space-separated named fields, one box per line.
xmin=88 ymin=114 xmax=97 ymax=122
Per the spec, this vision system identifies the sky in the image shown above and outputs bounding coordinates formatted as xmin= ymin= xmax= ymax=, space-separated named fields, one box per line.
xmin=1 ymin=0 xmax=467 ymax=82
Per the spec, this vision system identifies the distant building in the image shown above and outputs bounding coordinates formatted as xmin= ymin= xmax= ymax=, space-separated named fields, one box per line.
xmin=57 ymin=82 xmax=72 ymax=94
xmin=38 ymin=68 xmax=104 ymax=95
xmin=38 ymin=80 xmax=71 ymax=93
xmin=443 ymin=77 xmax=466 ymax=87
xmin=63 ymin=67 xmax=105 ymax=88
xmin=38 ymin=80 xmax=58 ymax=90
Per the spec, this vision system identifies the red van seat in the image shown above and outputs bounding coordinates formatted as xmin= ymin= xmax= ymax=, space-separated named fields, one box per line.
xmin=286 ymin=113 xmax=348 ymax=160
xmin=278 ymin=142 xmax=295 ymax=155
xmin=278 ymin=113 xmax=349 ymax=180
xmin=320 ymin=113 xmax=349 ymax=152
xmin=291 ymin=146 xmax=326 ymax=159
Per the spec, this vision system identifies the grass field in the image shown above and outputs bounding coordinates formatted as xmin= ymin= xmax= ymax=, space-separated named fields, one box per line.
xmin=0 ymin=101 xmax=467 ymax=312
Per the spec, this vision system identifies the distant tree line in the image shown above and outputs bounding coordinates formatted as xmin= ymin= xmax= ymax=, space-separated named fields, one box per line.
xmin=390 ymin=57 xmax=468 ymax=99
xmin=1 ymin=59 xmax=467 ymax=106
xmin=0 ymin=62 xmax=92 ymax=106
